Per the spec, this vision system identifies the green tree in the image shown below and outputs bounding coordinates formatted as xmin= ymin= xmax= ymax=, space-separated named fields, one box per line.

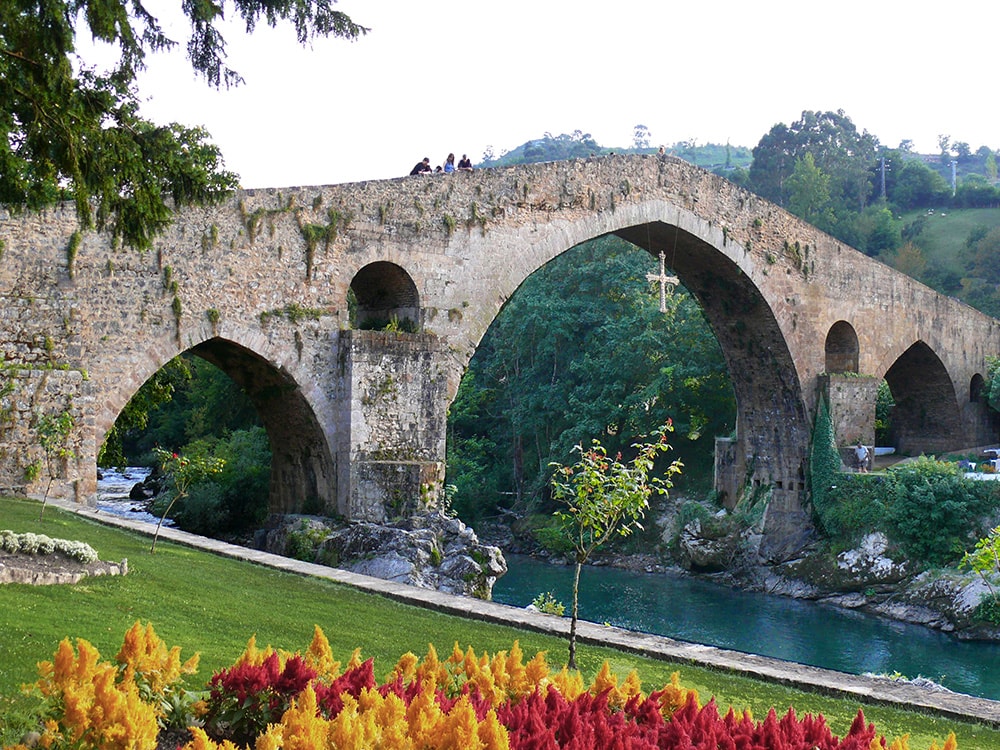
xmin=35 ymin=409 xmax=75 ymax=521
xmin=965 ymin=227 xmax=1000 ymax=284
xmin=549 ymin=427 xmax=681 ymax=669
xmin=0 ymin=0 xmax=366 ymax=249
xmin=750 ymin=110 xmax=878 ymax=214
xmin=986 ymin=151 xmax=998 ymax=184
xmin=889 ymin=242 xmax=927 ymax=281
xmin=785 ymin=153 xmax=835 ymax=231
xmin=151 ymin=447 xmax=225 ymax=553
xmin=808 ymin=394 xmax=841 ymax=536
xmin=856 ymin=205 xmax=901 ymax=257
xmin=99 ymin=357 xmax=192 ymax=467
xmin=890 ymin=159 xmax=950 ymax=210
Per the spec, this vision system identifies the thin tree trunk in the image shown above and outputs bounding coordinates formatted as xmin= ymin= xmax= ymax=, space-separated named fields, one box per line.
xmin=568 ymin=559 xmax=582 ymax=670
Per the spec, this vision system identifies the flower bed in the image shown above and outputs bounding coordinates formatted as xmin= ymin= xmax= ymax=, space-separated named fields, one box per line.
xmin=5 ymin=623 xmax=957 ymax=750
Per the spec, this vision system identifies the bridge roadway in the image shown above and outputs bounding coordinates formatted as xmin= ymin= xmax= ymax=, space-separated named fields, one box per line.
xmin=2 ymin=154 xmax=1000 ymax=553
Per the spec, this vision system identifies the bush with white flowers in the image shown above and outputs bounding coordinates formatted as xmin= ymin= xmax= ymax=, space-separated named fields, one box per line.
xmin=0 ymin=530 xmax=99 ymax=563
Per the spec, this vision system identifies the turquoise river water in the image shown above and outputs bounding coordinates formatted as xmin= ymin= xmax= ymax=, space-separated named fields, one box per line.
xmin=492 ymin=554 xmax=1000 ymax=701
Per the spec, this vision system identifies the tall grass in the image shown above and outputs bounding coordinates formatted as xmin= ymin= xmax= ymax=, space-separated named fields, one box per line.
xmin=1 ymin=496 xmax=997 ymax=748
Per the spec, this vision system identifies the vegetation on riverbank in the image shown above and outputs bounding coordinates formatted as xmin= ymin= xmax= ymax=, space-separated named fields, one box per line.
xmin=2 ymin=497 xmax=997 ymax=748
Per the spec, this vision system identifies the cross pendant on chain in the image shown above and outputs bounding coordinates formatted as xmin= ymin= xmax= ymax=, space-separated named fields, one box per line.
xmin=646 ymin=250 xmax=679 ymax=313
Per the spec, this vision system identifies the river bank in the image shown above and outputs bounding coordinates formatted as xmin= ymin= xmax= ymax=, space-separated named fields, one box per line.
xmin=474 ymin=498 xmax=1000 ymax=646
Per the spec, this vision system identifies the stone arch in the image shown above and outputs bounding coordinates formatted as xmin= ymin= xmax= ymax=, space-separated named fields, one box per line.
xmin=467 ymin=204 xmax=812 ymax=550
xmin=350 ymin=261 xmax=420 ymax=330
xmin=97 ymin=332 xmax=336 ymax=516
xmin=614 ymin=221 xmax=810 ymax=515
xmin=825 ymin=321 xmax=859 ymax=373
xmin=971 ymin=373 xmax=986 ymax=403
xmin=881 ymin=341 xmax=962 ymax=454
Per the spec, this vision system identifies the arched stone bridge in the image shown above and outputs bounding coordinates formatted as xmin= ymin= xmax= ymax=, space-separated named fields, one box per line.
xmin=2 ymin=154 xmax=999 ymax=551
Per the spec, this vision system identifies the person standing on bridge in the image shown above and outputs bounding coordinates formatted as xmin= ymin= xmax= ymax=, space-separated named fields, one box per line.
xmin=409 ymin=158 xmax=432 ymax=176
xmin=854 ymin=442 xmax=870 ymax=473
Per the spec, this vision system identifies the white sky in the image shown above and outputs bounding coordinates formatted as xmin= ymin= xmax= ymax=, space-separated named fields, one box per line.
xmin=93 ymin=0 xmax=997 ymax=189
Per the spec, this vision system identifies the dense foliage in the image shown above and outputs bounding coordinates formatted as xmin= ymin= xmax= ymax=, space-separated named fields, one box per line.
xmin=446 ymin=236 xmax=735 ymax=524
xmin=0 ymin=0 xmax=366 ymax=249
xmin=820 ymin=457 xmax=1000 ymax=565
xmin=808 ymin=396 xmax=842 ymax=537
xmin=8 ymin=623 xmax=954 ymax=750
xmin=106 ymin=355 xmax=270 ymax=537
xmin=151 ymin=427 xmax=271 ymax=536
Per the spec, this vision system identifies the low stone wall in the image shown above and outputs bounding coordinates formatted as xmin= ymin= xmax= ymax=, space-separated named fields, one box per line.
xmin=0 ymin=551 xmax=127 ymax=585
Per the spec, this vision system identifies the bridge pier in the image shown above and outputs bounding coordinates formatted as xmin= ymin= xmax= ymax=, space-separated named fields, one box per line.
xmin=822 ymin=374 xmax=880 ymax=451
xmin=336 ymin=330 xmax=450 ymax=521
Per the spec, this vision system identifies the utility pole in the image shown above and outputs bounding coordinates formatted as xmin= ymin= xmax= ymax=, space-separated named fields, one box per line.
xmin=951 ymin=160 xmax=958 ymax=196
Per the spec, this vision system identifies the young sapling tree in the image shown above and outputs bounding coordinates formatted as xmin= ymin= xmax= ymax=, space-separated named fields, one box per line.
xmin=151 ymin=447 xmax=225 ymax=553
xmin=549 ymin=424 xmax=681 ymax=669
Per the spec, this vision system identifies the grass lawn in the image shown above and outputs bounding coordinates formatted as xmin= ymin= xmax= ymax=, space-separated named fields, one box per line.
xmin=1 ymin=495 xmax=998 ymax=748
xmin=901 ymin=207 xmax=1000 ymax=275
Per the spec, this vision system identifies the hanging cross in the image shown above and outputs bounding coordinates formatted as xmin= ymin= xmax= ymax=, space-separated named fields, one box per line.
xmin=646 ymin=250 xmax=678 ymax=313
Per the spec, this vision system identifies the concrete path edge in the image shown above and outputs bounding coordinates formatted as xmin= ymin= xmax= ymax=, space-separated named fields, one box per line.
xmin=45 ymin=498 xmax=1000 ymax=729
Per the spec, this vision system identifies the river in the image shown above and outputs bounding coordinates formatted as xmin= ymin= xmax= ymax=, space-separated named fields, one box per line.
xmin=492 ymin=553 xmax=1000 ymax=701
xmin=95 ymin=466 xmax=161 ymax=525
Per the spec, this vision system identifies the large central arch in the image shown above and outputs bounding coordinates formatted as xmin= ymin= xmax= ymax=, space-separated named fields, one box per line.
xmin=615 ymin=220 xmax=809 ymax=503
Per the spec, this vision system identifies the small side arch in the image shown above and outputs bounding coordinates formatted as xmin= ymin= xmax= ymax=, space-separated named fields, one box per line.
xmin=825 ymin=321 xmax=859 ymax=374
xmin=971 ymin=373 xmax=986 ymax=403
xmin=350 ymin=261 xmax=420 ymax=330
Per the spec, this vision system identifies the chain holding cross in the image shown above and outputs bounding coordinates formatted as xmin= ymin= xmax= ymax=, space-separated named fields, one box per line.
xmin=646 ymin=250 xmax=679 ymax=313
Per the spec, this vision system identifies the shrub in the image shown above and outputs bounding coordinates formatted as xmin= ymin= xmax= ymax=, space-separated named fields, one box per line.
xmin=822 ymin=475 xmax=887 ymax=545
xmin=154 ymin=427 xmax=271 ymax=537
xmin=531 ymin=591 xmax=566 ymax=616
xmin=0 ymin=531 xmax=98 ymax=563
xmin=882 ymin=457 xmax=1000 ymax=565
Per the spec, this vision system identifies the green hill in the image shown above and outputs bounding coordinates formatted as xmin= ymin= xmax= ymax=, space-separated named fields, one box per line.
xmin=901 ymin=207 xmax=1000 ymax=277
xmin=480 ymin=132 xmax=752 ymax=174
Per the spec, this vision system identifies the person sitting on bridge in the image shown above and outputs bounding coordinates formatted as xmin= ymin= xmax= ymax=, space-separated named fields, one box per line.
xmin=409 ymin=158 xmax=432 ymax=176
xmin=443 ymin=153 xmax=456 ymax=173
xmin=458 ymin=154 xmax=473 ymax=171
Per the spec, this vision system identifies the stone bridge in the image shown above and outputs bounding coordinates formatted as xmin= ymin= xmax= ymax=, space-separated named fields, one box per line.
xmin=2 ymin=154 xmax=999 ymax=549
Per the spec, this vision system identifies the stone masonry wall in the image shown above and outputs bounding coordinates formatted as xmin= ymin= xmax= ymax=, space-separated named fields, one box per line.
xmin=340 ymin=330 xmax=449 ymax=521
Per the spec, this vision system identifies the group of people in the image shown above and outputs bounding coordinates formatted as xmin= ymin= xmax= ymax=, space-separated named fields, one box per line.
xmin=409 ymin=153 xmax=474 ymax=176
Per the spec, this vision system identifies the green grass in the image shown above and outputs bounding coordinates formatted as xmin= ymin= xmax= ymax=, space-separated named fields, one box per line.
xmin=1 ymin=495 xmax=998 ymax=748
xmin=901 ymin=207 xmax=1000 ymax=276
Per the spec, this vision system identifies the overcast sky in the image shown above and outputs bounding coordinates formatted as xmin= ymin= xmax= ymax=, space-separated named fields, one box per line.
xmin=106 ymin=0 xmax=996 ymax=189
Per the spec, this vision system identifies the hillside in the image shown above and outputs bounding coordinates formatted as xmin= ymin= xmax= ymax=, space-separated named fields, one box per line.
xmin=480 ymin=132 xmax=752 ymax=174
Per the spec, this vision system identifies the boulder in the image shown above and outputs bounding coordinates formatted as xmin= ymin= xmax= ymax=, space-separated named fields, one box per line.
xmin=677 ymin=518 xmax=740 ymax=572
xmin=779 ymin=532 xmax=909 ymax=593
xmin=262 ymin=512 xmax=507 ymax=599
